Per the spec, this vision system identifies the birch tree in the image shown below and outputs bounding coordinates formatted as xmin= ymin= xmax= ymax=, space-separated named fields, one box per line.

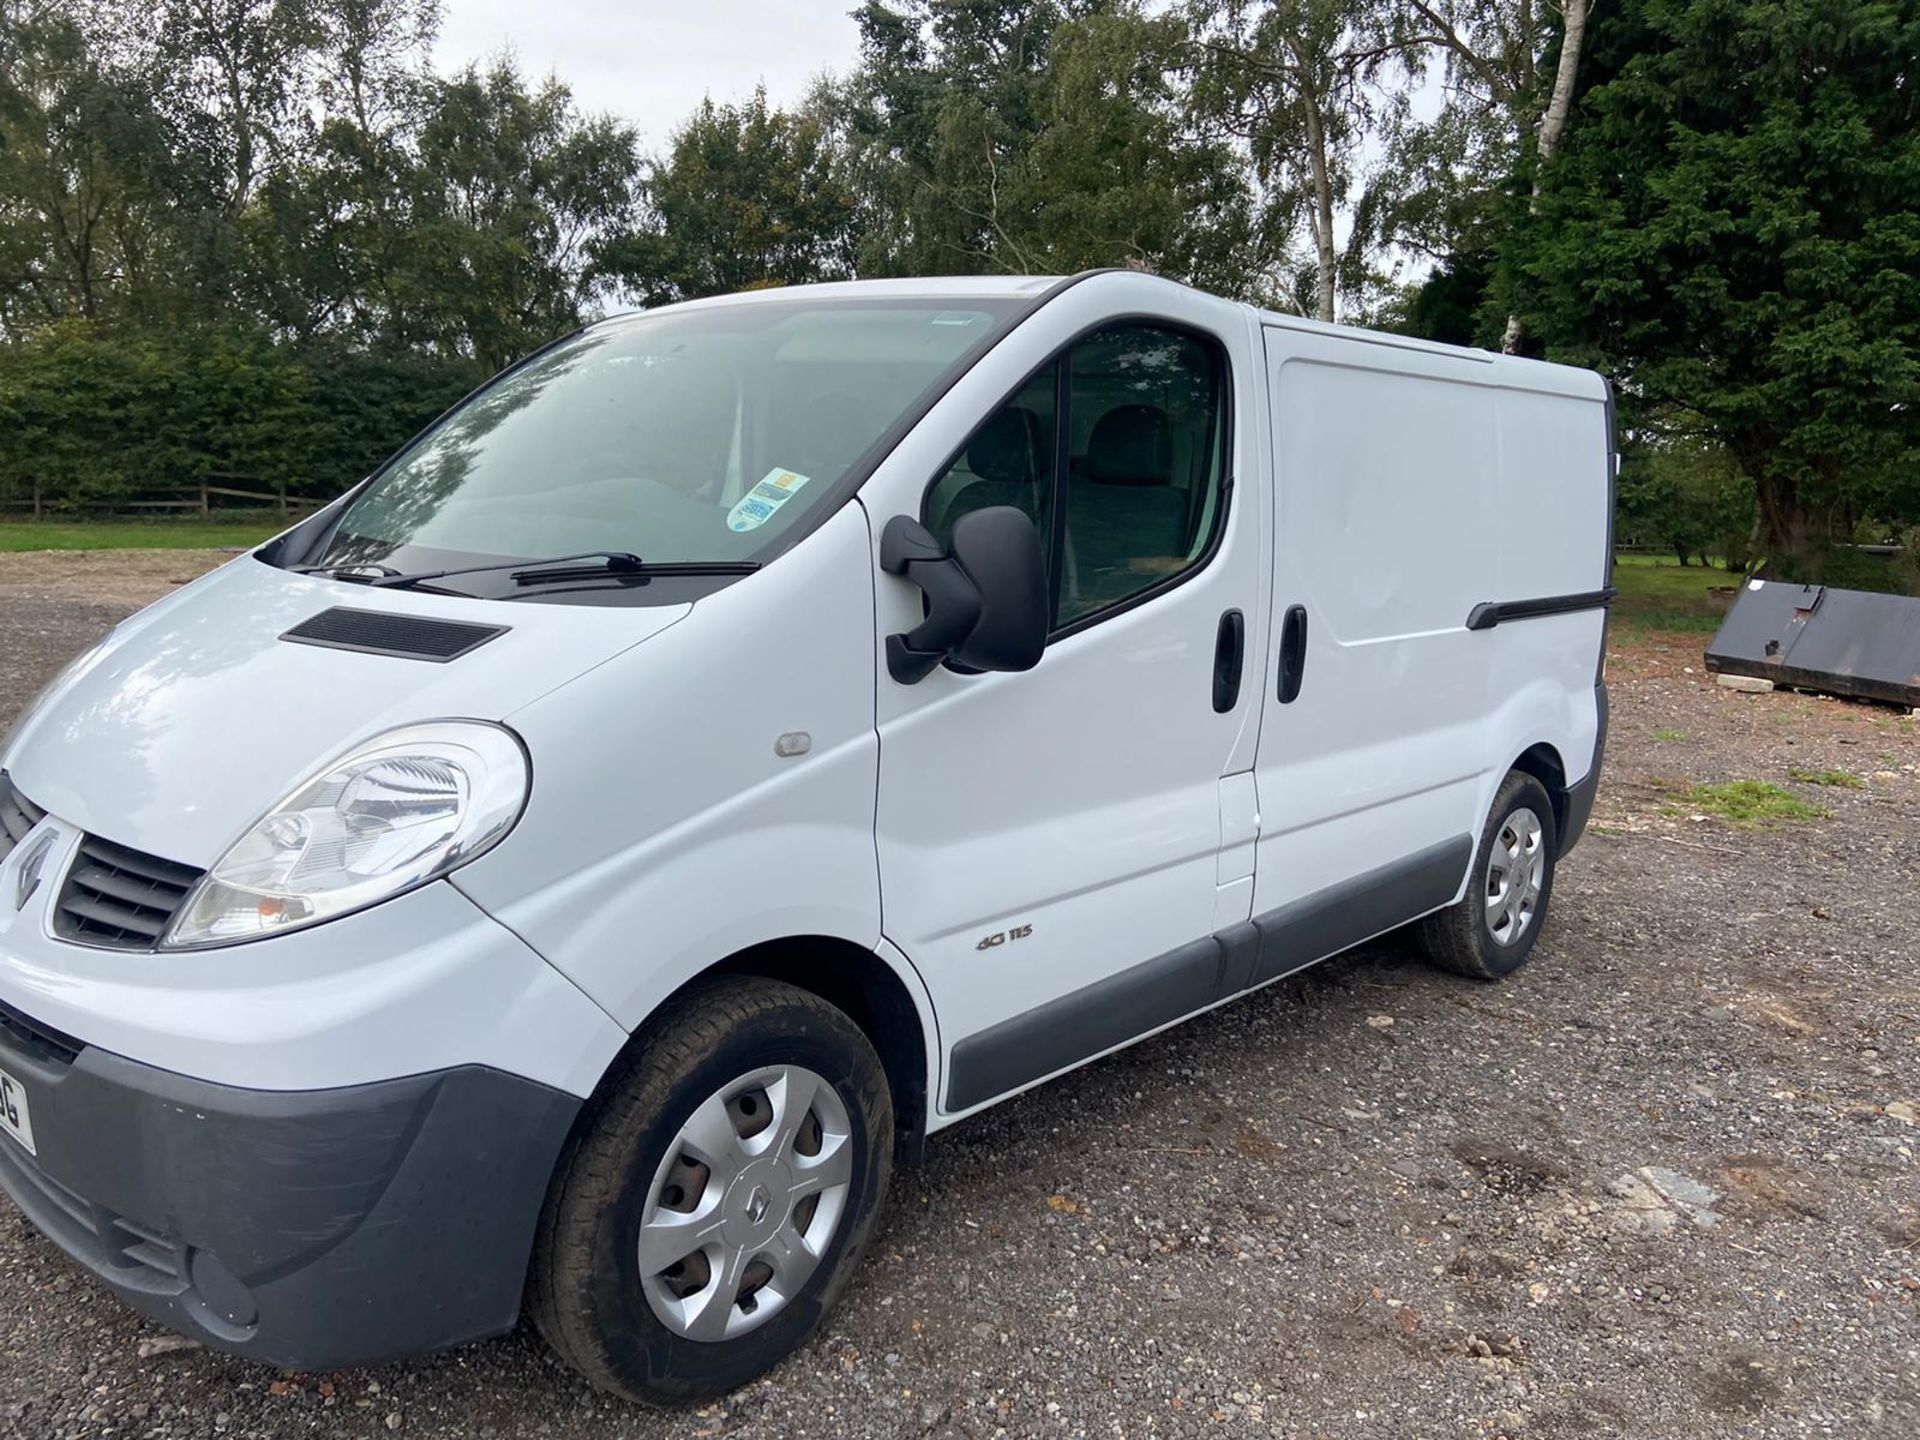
xmin=1378 ymin=0 xmax=1591 ymax=349
xmin=1189 ymin=0 xmax=1408 ymax=322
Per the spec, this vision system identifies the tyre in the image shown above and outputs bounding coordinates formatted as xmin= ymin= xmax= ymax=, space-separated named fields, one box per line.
xmin=529 ymin=976 xmax=894 ymax=1403
xmin=1415 ymin=769 xmax=1558 ymax=980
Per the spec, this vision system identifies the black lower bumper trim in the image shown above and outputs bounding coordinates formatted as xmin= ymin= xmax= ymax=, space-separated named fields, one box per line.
xmin=0 ymin=1024 xmax=579 ymax=1369
xmin=1558 ymin=682 xmax=1609 ymax=857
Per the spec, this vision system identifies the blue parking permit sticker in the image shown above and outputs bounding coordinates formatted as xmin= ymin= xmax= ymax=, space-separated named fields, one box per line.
xmin=727 ymin=498 xmax=776 ymax=532
xmin=726 ymin=468 xmax=811 ymax=531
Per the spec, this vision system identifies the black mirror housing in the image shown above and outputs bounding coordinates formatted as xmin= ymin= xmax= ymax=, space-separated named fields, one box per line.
xmin=880 ymin=508 xmax=1048 ymax=683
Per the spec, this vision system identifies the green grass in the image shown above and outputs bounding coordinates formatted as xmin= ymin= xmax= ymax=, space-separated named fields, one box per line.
xmin=0 ymin=516 xmax=286 ymax=552
xmin=1653 ymin=727 xmax=1688 ymax=742
xmin=1666 ymin=780 xmax=1828 ymax=827
xmin=1787 ymin=766 xmax=1865 ymax=789
xmin=1610 ymin=554 xmax=1739 ymax=635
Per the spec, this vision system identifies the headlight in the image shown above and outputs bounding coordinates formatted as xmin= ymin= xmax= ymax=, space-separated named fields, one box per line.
xmin=163 ymin=721 xmax=528 ymax=949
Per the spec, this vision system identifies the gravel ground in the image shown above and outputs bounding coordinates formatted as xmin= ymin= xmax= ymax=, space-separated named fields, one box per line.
xmin=2 ymin=551 xmax=1916 ymax=1439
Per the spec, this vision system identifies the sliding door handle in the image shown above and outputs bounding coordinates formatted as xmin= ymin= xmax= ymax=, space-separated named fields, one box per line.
xmin=1277 ymin=604 xmax=1308 ymax=703
xmin=1213 ymin=608 xmax=1245 ymax=713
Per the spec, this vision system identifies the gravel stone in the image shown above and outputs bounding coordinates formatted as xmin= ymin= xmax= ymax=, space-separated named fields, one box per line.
xmin=1 ymin=557 xmax=1916 ymax=1438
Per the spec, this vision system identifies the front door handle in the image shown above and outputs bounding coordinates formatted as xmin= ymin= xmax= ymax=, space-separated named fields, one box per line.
xmin=1213 ymin=609 xmax=1245 ymax=713
xmin=1277 ymin=604 xmax=1308 ymax=703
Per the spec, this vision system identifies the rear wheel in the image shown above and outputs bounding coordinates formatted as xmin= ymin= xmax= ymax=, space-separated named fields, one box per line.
xmin=1415 ymin=769 xmax=1558 ymax=980
xmin=529 ymin=977 xmax=893 ymax=1402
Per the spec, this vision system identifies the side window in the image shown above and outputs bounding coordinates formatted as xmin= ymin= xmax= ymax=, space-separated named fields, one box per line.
xmin=1059 ymin=325 xmax=1226 ymax=626
xmin=923 ymin=323 xmax=1228 ymax=632
xmin=924 ymin=363 xmax=1057 ymax=561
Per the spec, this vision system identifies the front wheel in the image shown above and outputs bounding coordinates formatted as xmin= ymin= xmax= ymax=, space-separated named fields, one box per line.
xmin=1415 ymin=769 xmax=1559 ymax=980
xmin=529 ymin=977 xmax=894 ymax=1402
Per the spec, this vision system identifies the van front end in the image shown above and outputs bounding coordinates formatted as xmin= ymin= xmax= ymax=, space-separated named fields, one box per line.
xmin=0 ymin=551 xmax=643 ymax=1369
xmin=0 ymin=771 xmax=627 ymax=1369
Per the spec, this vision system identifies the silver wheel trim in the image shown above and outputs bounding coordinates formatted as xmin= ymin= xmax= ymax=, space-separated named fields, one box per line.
xmin=1484 ymin=805 xmax=1546 ymax=946
xmin=638 ymin=1064 xmax=855 ymax=1342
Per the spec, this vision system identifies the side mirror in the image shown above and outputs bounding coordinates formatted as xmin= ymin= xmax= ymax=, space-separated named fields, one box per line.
xmin=879 ymin=507 xmax=1048 ymax=684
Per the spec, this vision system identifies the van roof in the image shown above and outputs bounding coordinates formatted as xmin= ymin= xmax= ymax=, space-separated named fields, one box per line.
xmin=599 ymin=272 xmax=1605 ymax=399
xmin=602 ymin=276 xmax=1066 ymax=323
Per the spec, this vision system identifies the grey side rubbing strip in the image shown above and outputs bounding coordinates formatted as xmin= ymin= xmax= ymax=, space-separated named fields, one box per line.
xmin=1245 ymin=834 xmax=1472 ymax=989
xmin=943 ymin=834 xmax=1475 ymax=1113
xmin=945 ymin=937 xmax=1224 ymax=1112
xmin=1215 ymin=920 xmax=1261 ymax=997
xmin=1465 ymin=589 xmax=1617 ymax=632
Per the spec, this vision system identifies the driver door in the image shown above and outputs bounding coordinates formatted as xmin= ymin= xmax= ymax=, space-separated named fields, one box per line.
xmin=866 ymin=280 xmax=1269 ymax=1117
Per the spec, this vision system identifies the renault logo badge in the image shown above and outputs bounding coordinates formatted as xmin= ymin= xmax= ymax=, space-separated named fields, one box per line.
xmin=13 ymin=831 xmax=55 ymax=912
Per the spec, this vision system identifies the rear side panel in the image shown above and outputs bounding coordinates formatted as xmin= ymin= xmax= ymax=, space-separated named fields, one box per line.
xmin=1482 ymin=379 xmax=1612 ymax=790
xmin=1249 ymin=324 xmax=1608 ymax=936
xmin=1250 ymin=329 xmax=1500 ymax=919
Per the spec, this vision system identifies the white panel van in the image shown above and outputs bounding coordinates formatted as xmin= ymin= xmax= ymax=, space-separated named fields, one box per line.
xmin=0 ymin=272 xmax=1612 ymax=1401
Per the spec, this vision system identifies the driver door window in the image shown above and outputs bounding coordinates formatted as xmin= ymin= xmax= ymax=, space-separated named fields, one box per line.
xmin=924 ymin=364 xmax=1058 ymax=562
xmin=924 ymin=323 xmax=1228 ymax=632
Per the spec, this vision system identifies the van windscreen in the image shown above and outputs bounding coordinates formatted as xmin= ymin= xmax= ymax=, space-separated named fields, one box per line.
xmin=305 ymin=298 xmax=1021 ymax=590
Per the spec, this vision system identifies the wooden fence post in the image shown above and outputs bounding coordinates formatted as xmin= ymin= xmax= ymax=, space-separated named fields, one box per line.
xmin=199 ymin=480 xmax=210 ymax=516
xmin=31 ymin=478 xmax=42 ymax=519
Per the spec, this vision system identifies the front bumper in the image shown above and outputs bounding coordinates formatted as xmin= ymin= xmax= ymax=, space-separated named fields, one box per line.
xmin=0 ymin=999 xmax=579 ymax=1369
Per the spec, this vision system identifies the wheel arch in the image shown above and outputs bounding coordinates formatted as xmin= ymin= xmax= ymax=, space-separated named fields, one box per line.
xmin=1510 ymin=741 xmax=1570 ymax=844
xmin=709 ymin=937 xmax=932 ymax=1163
xmin=584 ymin=937 xmax=936 ymax=1167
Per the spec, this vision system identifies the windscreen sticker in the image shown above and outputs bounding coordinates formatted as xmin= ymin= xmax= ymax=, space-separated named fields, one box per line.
xmin=727 ymin=468 xmax=812 ymax=532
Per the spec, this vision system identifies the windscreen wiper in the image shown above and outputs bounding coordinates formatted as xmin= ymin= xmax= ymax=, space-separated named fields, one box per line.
xmin=364 ymin=551 xmax=760 ymax=593
xmin=292 ymin=561 xmax=402 ymax=582
xmin=511 ymin=558 xmax=762 ymax=587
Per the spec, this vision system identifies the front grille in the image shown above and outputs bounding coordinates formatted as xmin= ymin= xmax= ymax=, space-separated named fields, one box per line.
xmin=0 ymin=772 xmax=47 ymax=866
xmin=0 ymin=997 xmax=81 ymax=1068
xmin=53 ymin=835 xmax=203 ymax=950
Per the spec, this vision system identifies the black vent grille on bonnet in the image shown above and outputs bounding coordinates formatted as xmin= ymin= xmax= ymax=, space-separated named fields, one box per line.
xmin=280 ymin=607 xmax=508 ymax=662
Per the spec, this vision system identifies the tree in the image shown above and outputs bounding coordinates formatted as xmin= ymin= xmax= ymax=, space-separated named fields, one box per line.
xmin=404 ymin=59 xmax=643 ymax=371
xmin=1518 ymin=0 xmax=1920 ymax=572
xmin=0 ymin=3 xmax=197 ymax=331
xmin=156 ymin=0 xmax=320 ymax=220
xmin=841 ymin=0 xmax=1260 ymax=288
xmin=0 ymin=1 xmax=645 ymax=510
xmin=1361 ymin=1 xmax=1592 ymax=347
xmin=1616 ymin=429 xmax=1753 ymax=568
xmin=843 ymin=0 xmax=1099 ymax=277
xmin=1189 ymin=0 xmax=1410 ymax=321
xmin=608 ymin=87 xmax=858 ymax=305
xmin=1023 ymin=6 xmax=1261 ymax=287
xmin=241 ymin=0 xmax=440 ymax=342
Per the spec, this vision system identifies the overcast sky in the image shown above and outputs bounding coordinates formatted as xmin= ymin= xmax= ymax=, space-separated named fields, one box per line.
xmin=433 ymin=0 xmax=863 ymax=149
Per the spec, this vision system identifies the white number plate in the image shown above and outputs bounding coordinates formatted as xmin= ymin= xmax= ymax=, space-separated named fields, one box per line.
xmin=0 ymin=1064 xmax=35 ymax=1156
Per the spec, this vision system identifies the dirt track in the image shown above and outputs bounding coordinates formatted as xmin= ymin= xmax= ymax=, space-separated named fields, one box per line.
xmin=2 ymin=551 xmax=1916 ymax=1438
